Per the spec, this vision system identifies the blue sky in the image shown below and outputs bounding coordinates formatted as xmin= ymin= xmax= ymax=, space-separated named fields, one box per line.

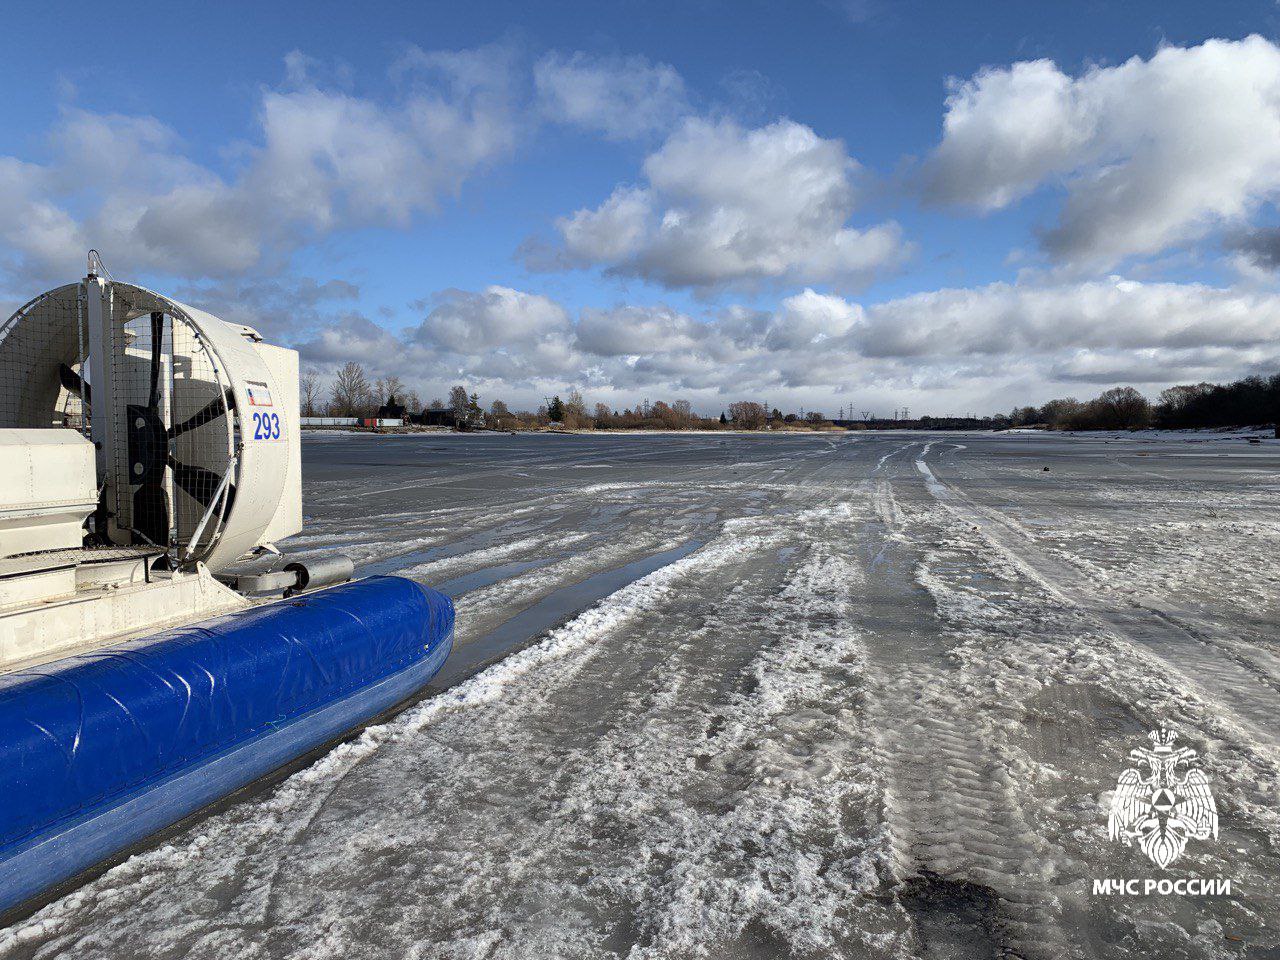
xmin=3 ymin=0 xmax=1280 ymax=416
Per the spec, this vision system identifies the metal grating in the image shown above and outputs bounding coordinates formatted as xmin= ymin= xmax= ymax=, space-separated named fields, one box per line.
xmin=0 ymin=286 xmax=90 ymax=433
xmin=108 ymin=291 xmax=235 ymax=555
xmin=0 ymin=282 xmax=236 ymax=565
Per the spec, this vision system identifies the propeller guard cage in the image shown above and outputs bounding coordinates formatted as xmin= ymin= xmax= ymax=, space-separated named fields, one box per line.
xmin=0 ymin=279 xmax=299 ymax=572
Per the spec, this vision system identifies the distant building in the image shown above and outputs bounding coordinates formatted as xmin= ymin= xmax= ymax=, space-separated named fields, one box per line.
xmin=412 ymin=408 xmax=457 ymax=427
xmin=377 ymin=394 xmax=407 ymax=420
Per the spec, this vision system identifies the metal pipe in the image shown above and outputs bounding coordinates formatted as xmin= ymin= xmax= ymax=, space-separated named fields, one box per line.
xmin=184 ymin=454 xmax=236 ymax=562
xmin=223 ymin=569 xmax=299 ymax=595
xmin=283 ymin=554 xmax=354 ymax=595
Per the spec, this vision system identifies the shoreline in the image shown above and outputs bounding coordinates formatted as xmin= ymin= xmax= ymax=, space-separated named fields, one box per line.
xmin=301 ymin=425 xmax=1278 ymax=441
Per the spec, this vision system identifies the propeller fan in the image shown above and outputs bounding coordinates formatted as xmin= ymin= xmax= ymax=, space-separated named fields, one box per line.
xmin=60 ymin=312 xmax=236 ymax=548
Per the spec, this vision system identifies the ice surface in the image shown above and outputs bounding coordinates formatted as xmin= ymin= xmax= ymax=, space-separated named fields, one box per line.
xmin=3 ymin=431 xmax=1278 ymax=959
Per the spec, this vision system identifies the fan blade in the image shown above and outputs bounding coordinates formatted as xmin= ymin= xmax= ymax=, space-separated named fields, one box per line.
xmin=59 ymin=363 xmax=91 ymax=406
xmin=127 ymin=403 xmax=169 ymax=484
xmin=147 ymin=311 xmax=164 ymax=409
xmin=171 ymin=459 xmax=236 ymax=515
xmin=169 ymin=390 xmax=234 ymax=438
xmin=132 ymin=479 xmax=170 ymax=548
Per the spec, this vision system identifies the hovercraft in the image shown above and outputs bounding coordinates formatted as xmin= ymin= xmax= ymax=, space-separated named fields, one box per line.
xmin=0 ymin=255 xmax=453 ymax=915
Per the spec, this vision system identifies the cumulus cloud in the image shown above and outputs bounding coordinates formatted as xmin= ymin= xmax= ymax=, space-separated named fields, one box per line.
xmin=0 ymin=158 xmax=83 ymax=280
xmin=534 ymin=51 xmax=689 ymax=140
xmin=0 ymin=43 xmax=521 ymax=287
xmin=415 ymin=286 xmax=571 ymax=352
xmin=178 ymin=275 xmax=361 ymax=343
xmin=923 ymin=36 xmax=1280 ymax=267
xmin=1226 ymin=226 xmax=1280 ymax=274
xmin=854 ymin=277 xmax=1280 ymax=358
xmin=298 ymin=313 xmax=406 ymax=369
xmin=765 ymin=288 xmax=863 ymax=350
xmin=539 ymin=117 xmax=911 ymax=291
xmin=296 ymin=275 xmax=1280 ymax=413
xmin=576 ymin=303 xmax=704 ymax=356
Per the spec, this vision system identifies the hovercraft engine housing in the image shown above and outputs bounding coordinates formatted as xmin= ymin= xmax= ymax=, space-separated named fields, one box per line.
xmin=0 ymin=257 xmax=453 ymax=916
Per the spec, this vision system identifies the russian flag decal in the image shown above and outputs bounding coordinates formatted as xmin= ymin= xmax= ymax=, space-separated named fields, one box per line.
xmin=246 ymin=381 xmax=274 ymax=407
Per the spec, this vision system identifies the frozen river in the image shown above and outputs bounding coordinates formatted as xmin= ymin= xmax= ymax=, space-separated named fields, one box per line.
xmin=4 ymin=430 xmax=1280 ymax=959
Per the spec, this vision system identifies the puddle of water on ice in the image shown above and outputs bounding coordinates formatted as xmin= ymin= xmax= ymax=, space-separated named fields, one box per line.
xmin=357 ymin=526 xmax=532 ymax=578
xmin=432 ymin=557 xmax=562 ymax=598
xmin=426 ymin=539 xmax=705 ymax=691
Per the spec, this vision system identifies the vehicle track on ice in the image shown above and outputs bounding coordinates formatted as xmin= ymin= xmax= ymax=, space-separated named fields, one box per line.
xmin=900 ymin=443 xmax=1280 ymax=957
xmin=861 ymin=467 xmax=1078 ymax=960
xmin=913 ymin=451 xmax=1280 ymax=751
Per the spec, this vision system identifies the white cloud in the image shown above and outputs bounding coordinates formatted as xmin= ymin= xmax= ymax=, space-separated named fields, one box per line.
xmin=415 ymin=286 xmax=571 ymax=352
xmin=923 ymin=59 xmax=1091 ymax=212
xmin=0 ymin=158 xmax=83 ymax=279
xmin=854 ymin=277 xmax=1280 ymax=358
xmin=178 ymin=275 xmax=360 ymax=343
xmin=299 ymin=313 xmax=405 ymax=369
xmin=534 ymin=51 xmax=689 ymax=140
xmin=554 ymin=185 xmax=652 ymax=264
xmin=765 ymin=289 xmax=863 ymax=350
xmin=924 ymin=36 xmax=1280 ymax=267
xmin=0 ymin=44 xmax=521 ymax=288
xmin=296 ymin=276 xmax=1280 ymax=413
xmin=1226 ymin=226 xmax=1280 ymax=277
xmin=576 ymin=304 xmax=704 ymax=356
xmin=544 ymin=117 xmax=911 ymax=291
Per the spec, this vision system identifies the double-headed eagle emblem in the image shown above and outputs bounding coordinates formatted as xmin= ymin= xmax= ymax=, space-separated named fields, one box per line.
xmin=1108 ymin=728 xmax=1218 ymax=869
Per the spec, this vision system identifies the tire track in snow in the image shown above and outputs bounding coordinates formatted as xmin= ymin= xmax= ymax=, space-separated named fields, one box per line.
xmin=913 ymin=452 xmax=1280 ymax=751
xmin=862 ymin=472 xmax=1077 ymax=960
xmin=903 ymin=454 xmax=1280 ymax=957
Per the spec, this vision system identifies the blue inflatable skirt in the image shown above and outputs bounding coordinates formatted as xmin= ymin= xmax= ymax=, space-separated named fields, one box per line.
xmin=0 ymin=575 xmax=453 ymax=915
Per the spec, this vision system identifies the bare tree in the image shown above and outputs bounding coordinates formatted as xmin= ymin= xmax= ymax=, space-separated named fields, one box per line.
xmin=1158 ymin=383 xmax=1213 ymax=415
xmin=429 ymin=397 xmax=444 ymax=410
xmin=449 ymin=385 xmax=469 ymax=421
xmin=330 ymin=362 xmax=372 ymax=417
xmin=377 ymin=375 xmax=407 ymax=405
xmin=1091 ymin=386 xmax=1152 ymax=429
xmin=406 ymin=390 xmax=422 ymax=414
xmin=488 ymin=399 xmax=514 ymax=429
xmin=1039 ymin=398 xmax=1080 ymax=430
xmin=300 ymin=368 xmax=322 ymax=417
xmin=728 ymin=401 xmax=767 ymax=429
xmin=564 ymin=388 xmax=589 ymax=428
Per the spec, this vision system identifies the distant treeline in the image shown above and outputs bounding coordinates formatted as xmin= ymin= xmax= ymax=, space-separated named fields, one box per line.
xmin=1008 ymin=374 xmax=1280 ymax=431
xmin=1153 ymin=374 xmax=1280 ymax=429
xmin=308 ymin=361 xmax=1279 ymax=433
